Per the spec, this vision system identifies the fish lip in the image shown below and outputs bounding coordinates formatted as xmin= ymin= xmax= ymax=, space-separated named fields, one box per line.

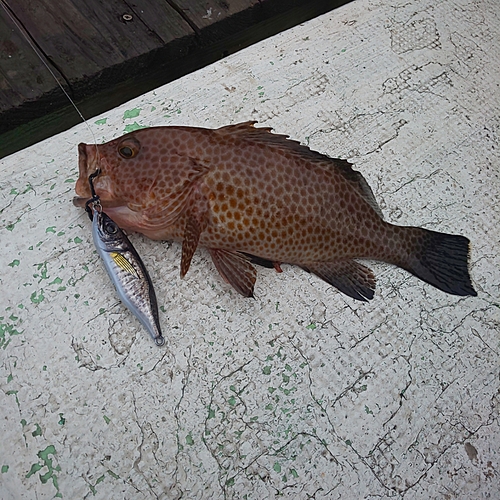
xmin=75 ymin=142 xmax=92 ymax=198
xmin=73 ymin=196 xmax=88 ymax=207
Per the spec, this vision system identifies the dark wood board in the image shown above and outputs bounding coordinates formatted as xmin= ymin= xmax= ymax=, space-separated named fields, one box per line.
xmin=0 ymin=0 xmax=354 ymax=159
xmin=0 ymin=7 xmax=61 ymax=111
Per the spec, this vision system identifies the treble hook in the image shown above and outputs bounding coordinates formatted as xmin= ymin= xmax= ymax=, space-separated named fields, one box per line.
xmin=85 ymin=168 xmax=102 ymax=220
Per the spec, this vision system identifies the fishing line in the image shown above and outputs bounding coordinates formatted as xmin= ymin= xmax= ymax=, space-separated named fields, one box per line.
xmin=0 ymin=0 xmax=100 ymax=153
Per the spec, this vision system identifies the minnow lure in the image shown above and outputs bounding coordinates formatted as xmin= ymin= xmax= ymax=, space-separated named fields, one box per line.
xmin=85 ymin=170 xmax=165 ymax=346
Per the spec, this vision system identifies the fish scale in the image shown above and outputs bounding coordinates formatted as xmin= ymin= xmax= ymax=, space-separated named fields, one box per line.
xmin=74 ymin=122 xmax=476 ymax=301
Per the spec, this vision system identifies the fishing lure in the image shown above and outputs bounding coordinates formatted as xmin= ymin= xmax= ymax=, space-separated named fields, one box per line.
xmin=85 ymin=170 xmax=165 ymax=346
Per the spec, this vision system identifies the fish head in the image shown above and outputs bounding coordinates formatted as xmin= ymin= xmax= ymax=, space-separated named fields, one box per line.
xmin=73 ymin=132 xmax=148 ymax=210
xmin=74 ymin=127 xmax=212 ymax=236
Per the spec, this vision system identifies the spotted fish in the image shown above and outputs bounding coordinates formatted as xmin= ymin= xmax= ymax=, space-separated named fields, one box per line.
xmin=74 ymin=122 xmax=476 ymax=301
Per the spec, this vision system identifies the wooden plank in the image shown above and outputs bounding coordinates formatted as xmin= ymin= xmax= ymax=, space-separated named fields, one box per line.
xmin=3 ymin=0 xmax=193 ymax=89
xmin=0 ymin=0 xmax=354 ymax=159
xmin=0 ymin=3 xmax=66 ymax=112
xmin=0 ymin=0 xmax=194 ymax=145
xmin=171 ymin=0 xmax=259 ymax=31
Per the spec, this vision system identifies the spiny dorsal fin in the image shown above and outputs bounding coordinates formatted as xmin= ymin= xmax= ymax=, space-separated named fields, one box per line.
xmin=216 ymin=122 xmax=383 ymax=219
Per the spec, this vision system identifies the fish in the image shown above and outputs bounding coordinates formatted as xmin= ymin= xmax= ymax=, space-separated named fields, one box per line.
xmin=87 ymin=200 xmax=165 ymax=346
xmin=74 ymin=121 xmax=477 ymax=301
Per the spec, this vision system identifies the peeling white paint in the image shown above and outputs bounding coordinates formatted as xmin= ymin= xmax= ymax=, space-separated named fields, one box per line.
xmin=0 ymin=0 xmax=499 ymax=498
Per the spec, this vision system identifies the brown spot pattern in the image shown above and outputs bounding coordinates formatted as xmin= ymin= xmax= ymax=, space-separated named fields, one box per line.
xmin=76 ymin=123 xmax=399 ymax=264
xmin=74 ymin=122 xmax=476 ymax=300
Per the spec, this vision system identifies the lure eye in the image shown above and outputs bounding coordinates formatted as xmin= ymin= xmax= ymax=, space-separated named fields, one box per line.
xmin=118 ymin=138 xmax=140 ymax=159
xmin=104 ymin=221 xmax=118 ymax=234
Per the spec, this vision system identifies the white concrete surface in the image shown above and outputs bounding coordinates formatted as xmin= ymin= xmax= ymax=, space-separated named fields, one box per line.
xmin=1 ymin=0 xmax=499 ymax=498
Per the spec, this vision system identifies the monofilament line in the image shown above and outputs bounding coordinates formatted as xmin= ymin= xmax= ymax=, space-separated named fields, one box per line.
xmin=0 ymin=0 xmax=98 ymax=145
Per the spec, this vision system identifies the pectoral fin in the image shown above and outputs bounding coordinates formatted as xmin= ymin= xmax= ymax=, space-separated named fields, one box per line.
xmin=181 ymin=215 xmax=203 ymax=278
xmin=180 ymin=187 xmax=210 ymax=279
xmin=209 ymin=249 xmax=257 ymax=298
xmin=301 ymin=260 xmax=376 ymax=301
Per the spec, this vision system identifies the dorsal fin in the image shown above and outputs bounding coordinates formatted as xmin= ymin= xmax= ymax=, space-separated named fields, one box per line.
xmin=216 ymin=122 xmax=383 ymax=219
xmin=334 ymin=161 xmax=384 ymax=219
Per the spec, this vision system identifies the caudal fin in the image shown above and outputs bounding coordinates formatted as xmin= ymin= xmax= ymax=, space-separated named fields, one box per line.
xmin=401 ymin=228 xmax=477 ymax=297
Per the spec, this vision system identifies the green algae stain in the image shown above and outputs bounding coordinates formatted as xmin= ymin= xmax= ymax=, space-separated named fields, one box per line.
xmin=26 ymin=462 xmax=43 ymax=477
xmin=8 ymin=259 xmax=20 ymax=267
xmin=45 ymin=226 xmax=56 ymax=234
xmin=95 ymin=118 xmax=107 ymax=125
xmin=124 ymin=122 xmax=146 ymax=133
xmin=89 ymin=474 xmax=106 ymax=495
xmin=32 ymin=423 xmax=42 ymax=437
xmin=1 ymin=465 xmax=8 ymax=473
xmin=185 ymin=433 xmax=194 ymax=446
xmin=123 ymin=108 xmax=141 ymax=119
xmin=30 ymin=290 xmax=45 ymax=304
xmin=107 ymin=469 xmax=119 ymax=479
xmin=26 ymin=445 xmax=61 ymax=494
xmin=58 ymin=413 xmax=65 ymax=425
xmin=33 ymin=262 xmax=49 ymax=281
xmin=0 ymin=316 xmax=24 ymax=349
xmin=73 ymin=236 xmax=83 ymax=244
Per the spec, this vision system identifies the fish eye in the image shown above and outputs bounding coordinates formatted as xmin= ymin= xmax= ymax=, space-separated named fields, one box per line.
xmin=104 ymin=221 xmax=118 ymax=234
xmin=119 ymin=146 xmax=134 ymax=158
xmin=118 ymin=138 xmax=140 ymax=159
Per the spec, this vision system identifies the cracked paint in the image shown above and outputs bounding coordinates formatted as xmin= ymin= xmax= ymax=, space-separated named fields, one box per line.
xmin=0 ymin=0 xmax=499 ymax=498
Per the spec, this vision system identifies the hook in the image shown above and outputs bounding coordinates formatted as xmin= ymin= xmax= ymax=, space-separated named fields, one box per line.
xmin=85 ymin=169 xmax=102 ymax=220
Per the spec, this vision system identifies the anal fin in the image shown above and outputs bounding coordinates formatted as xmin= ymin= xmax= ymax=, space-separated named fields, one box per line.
xmin=301 ymin=260 xmax=376 ymax=302
xmin=209 ymin=249 xmax=257 ymax=298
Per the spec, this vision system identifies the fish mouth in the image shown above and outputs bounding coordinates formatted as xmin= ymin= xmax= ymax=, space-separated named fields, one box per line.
xmin=74 ymin=143 xmax=115 ymax=208
xmin=75 ymin=143 xmax=93 ymax=198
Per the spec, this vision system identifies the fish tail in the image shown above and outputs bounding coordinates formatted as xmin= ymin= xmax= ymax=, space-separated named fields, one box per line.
xmin=396 ymin=227 xmax=477 ymax=297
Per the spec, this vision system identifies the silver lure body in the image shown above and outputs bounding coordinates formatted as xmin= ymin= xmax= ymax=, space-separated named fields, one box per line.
xmin=90 ymin=206 xmax=165 ymax=346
